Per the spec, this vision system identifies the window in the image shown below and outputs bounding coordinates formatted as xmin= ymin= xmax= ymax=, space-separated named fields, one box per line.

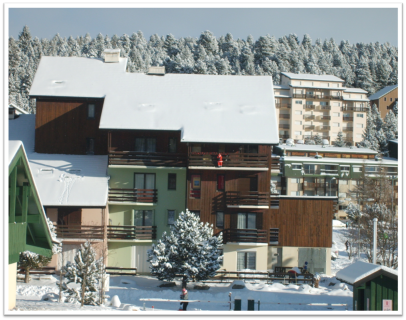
xmin=365 ymin=166 xmax=378 ymax=173
xmin=216 ymin=211 xmax=224 ymax=228
xmin=168 ymin=173 xmax=176 ymax=190
xmin=295 ymin=100 xmax=303 ymax=104
xmin=291 ymin=178 xmax=301 ymax=183
xmin=135 ymin=138 xmax=156 ymax=152
xmin=356 ymin=134 xmax=362 ymax=138
xmin=292 ymin=164 xmax=302 ymax=170
xmin=295 ymin=121 xmax=302 ymax=125
xmin=339 ymin=180 xmax=348 ymax=185
xmin=332 ymin=123 xmax=340 ymax=127
xmin=237 ymin=213 xmax=256 ymax=229
xmin=291 ymin=191 xmax=300 ymax=196
xmin=390 ymin=98 xmax=393 ymax=102
xmin=353 ymin=166 xmax=362 ymax=173
xmin=134 ymin=210 xmax=153 ymax=226
xmin=304 ymin=164 xmax=315 ymax=174
xmin=304 ymin=191 xmax=314 ymax=196
xmin=332 ymin=112 xmax=340 ymax=117
xmin=295 ymin=110 xmax=302 ymax=115
xmin=243 ymin=145 xmax=258 ymax=154
xmin=217 ymin=174 xmax=225 ymax=191
xmin=88 ymin=104 xmax=95 ymax=119
xmin=333 ymin=102 xmax=340 ymax=107
xmin=337 ymin=84 xmax=339 ymax=88
xmin=339 ymin=205 xmax=348 ymax=210
xmin=134 ymin=173 xmax=155 ymax=190
xmin=327 ymin=83 xmax=330 ymax=87
xmin=341 ymin=166 xmax=350 ymax=172
xmin=191 ymin=211 xmax=200 ymax=219
xmin=351 ymin=180 xmax=358 ymax=185
xmin=339 ymin=193 xmax=347 ymax=198
xmin=306 ymin=101 xmax=313 ymax=105
xmin=237 ymin=252 xmax=256 ymax=270
xmin=86 ymin=138 xmax=95 ymax=155
xmin=356 ymin=114 xmax=364 ymax=118
xmin=320 ymin=101 xmax=327 ymax=106
xmin=191 ymin=144 xmax=201 ymax=152
xmin=384 ymin=97 xmax=387 ymax=101
xmin=167 ymin=210 xmax=175 ymax=225
xmin=168 ymin=137 xmax=177 ymax=153
xmin=190 ymin=175 xmax=201 ymax=198
xmin=294 ymin=131 xmax=302 ymax=135
xmin=356 ymin=123 xmax=364 ymax=128
xmin=218 ymin=144 xmax=225 ymax=153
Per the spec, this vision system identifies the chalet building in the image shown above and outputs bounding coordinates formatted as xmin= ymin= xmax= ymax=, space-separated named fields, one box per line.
xmin=9 ymin=115 xmax=109 ymax=270
xmin=368 ymin=85 xmax=398 ymax=119
xmin=8 ymin=141 xmax=55 ymax=310
xmin=273 ymin=144 xmax=398 ymax=220
xmin=11 ymin=49 xmax=339 ymax=275
xmin=274 ymin=73 xmax=368 ymax=145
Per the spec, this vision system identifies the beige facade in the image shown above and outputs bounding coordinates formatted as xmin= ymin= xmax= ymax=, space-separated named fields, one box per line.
xmin=274 ymin=73 xmax=368 ymax=145
xmin=222 ymin=243 xmax=268 ymax=271
xmin=8 ymin=263 xmax=17 ymax=310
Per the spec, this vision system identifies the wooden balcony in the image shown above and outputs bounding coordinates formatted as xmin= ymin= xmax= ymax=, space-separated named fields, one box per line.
xmin=226 ymin=191 xmax=270 ymax=208
xmin=222 ymin=228 xmax=267 ymax=244
xmin=107 ymin=225 xmax=157 ymax=240
xmin=188 ymin=153 xmax=269 ymax=168
xmin=343 ymin=127 xmax=353 ymax=132
xmin=108 ymin=151 xmax=187 ymax=167
xmin=279 ymin=114 xmax=290 ymax=119
xmin=109 ymin=188 xmax=158 ymax=203
xmin=55 ymin=225 xmax=104 ymax=239
xmin=275 ymin=103 xmax=291 ymax=109
xmin=343 ymin=116 xmax=354 ymax=121
xmin=279 ymin=124 xmax=290 ymax=129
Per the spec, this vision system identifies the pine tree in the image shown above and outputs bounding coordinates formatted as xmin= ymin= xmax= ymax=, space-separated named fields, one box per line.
xmin=358 ymin=106 xmax=379 ymax=151
xmin=18 ymin=251 xmax=50 ymax=283
xmin=334 ymin=131 xmax=346 ymax=147
xmin=355 ymin=56 xmax=374 ymax=94
xmin=61 ymin=241 xmax=104 ymax=306
xmin=313 ymin=134 xmax=323 ymax=145
xmin=147 ymin=210 xmax=223 ymax=288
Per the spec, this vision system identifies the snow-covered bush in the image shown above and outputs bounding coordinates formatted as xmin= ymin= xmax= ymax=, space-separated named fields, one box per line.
xmin=61 ymin=241 xmax=105 ymax=306
xmin=147 ymin=209 xmax=223 ymax=288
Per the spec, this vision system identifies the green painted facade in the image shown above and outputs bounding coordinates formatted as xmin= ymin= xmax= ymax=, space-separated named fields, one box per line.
xmin=107 ymin=166 xmax=187 ymax=268
xmin=353 ymin=273 xmax=398 ymax=311
xmin=9 ymin=145 xmax=53 ymax=264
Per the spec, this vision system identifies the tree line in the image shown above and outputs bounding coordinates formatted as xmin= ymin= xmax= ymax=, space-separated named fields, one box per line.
xmin=9 ymin=26 xmax=398 ymax=113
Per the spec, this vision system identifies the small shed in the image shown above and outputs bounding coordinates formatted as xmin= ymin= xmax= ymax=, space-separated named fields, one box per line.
xmin=336 ymin=261 xmax=398 ymax=311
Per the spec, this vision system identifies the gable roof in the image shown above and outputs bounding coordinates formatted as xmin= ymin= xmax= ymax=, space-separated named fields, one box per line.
xmin=343 ymin=87 xmax=368 ymax=94
xmin=29 ymin=56 xmax=279 ymax=144
xmin=9 ymin=103 xmax=30 ymax=114
xmin=368 ymin=85 xmax=398 ymax=100
xmin=281 ymin=72 xmax=344 ymax=82
xmin=9 ymin=115 xmax=109 ymax=207
xmin=336 ymin=261 xmax=398 ymax=286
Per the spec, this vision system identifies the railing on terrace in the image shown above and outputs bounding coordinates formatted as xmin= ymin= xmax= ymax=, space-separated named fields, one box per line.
xmin=279 ymin=124 xmax=290 ymax=129
xmin=279 ymin=134 xmax=290 ymax=139
xmin=320 ymin=169 xmax=338 ymax=175
xmin=303 ymin=115 xmax=315 ymax=120
xmin=318 ymin=115 xmax=331 ymax=121
xmin=279 ymin=114 xmax=290 ymax=119
xmin=109 ymin=188 xmax=158 ymax=203
xmin=108 ymin=151 xmax=187 ymax=167
xmin=275 ymin=103 xmax=291 ymax=109
xmin=293 ymin=94 xmax=306 ymax=99
xmin=343 ymin=127 xmax=353 ymax=132
xmin=226 ymin=191 xmax=270 ymax=207
xmin=55 ymin=225 xmax=104 ymax=239
xmin=303 ymin=125 xmax=315 ymax=130
xmin=318 ymin=126 xmax=331 ymax=131
xmin=107 ymin=225 xmax=157 ymax=240
xmin=303 ymin=105 xmax=316 ymax=110
xmin=341 ymin=106 xmax=368 ymax=112
xmin=303 ymin=182 xmax=325 ymax=189
xmin=222 ymin=228 xmax=267 ymax=243
xmin=343 ymin=116 xmax=354 ymax=121
xmin=188 ymin=153 xmax=269 ymax=168
xmin=320 ymin=105 xmax=331 ymax=110
xmin=324 ymin=95 xmax=343 ymax=100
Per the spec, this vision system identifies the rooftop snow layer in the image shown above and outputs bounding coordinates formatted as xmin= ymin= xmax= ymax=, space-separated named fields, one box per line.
xmin=289 ymin=84 xmax=346 ymax=90
xmin=336 ymin=261 xmax=398 ymax=284
xmin=281 ymin=72 xmax=344 ymax=82
xmin=342 ymin=87 xmax=368 ymax=93
xmin=368 ymin=85 xmax=398 ymax=100
xmin=281 ymin=156 xmax=397 ymax=166
xmin=9 ymin=140 xmax=23 ymax=165
xmin=9 ymin=115 xmax=109 ymax=206
xmin=275 ymin=144 xmax=377 ymax=154
xmin=29 ymin=56 xmax=279 ymax=144
xmin=273 ymin=84 xmax=290 ymax=90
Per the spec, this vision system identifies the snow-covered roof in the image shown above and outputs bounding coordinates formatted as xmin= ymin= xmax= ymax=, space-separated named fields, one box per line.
xmin=274 ymin=94 xmax=291 ymax=98
xmin=279 ymin=195 xmax=338 ymax=199
xmin=342 ymin=98 xmax=370 ymax=102
xmin=9 ymin=140 xmax=23 ymax=165
xmin=342 ymin=87 xmax=368 ymax=93
xmin=336 ymin=261 xmax=398 ymax=285
xmin=104 ymin=48 xmax=121 ymax=53
xmin=30 ymin=56 xmax=279 ymax=144
xmin=289 ymin=84 xmax=346 ymax=90
xmin=281 ymin=72 xmax=344 ymax=82
xmin=9 ymin=115 xmax=109 ymax=207
xmin=273 ymin=84 xmax=290 ymax=90
xmin=389 ymin=139 xmax=398 ymax=144
xmin=9 ymin=103 xmax=30 ymax=114
xmin=275 ymin=144 xmax=377 ymax=154
xmin=368 ymin=85 xmax=398 ymax=100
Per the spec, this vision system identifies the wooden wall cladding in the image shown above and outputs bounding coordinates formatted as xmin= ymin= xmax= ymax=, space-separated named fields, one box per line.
xmin=35 ymin=98 xmax=107 ymax=155
xmin=110 ymin=130 xmax=188 ymax=154
xmin=269 ymin=198 xmax=333 ymax=248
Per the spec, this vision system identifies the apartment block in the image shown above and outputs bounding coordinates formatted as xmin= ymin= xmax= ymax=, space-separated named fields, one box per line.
xmin=274 ymin=72 xmax=369 ymax=145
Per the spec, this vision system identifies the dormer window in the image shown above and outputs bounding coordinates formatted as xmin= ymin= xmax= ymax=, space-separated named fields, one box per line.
xmin=88 ymin=104 xmax=95 ymax=119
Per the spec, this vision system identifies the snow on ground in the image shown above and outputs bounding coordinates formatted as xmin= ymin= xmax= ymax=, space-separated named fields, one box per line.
xmin=12 ymin=227 xmax=359 ymax=313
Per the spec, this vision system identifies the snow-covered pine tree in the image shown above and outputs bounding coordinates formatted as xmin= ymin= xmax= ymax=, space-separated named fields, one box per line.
xmin=147 ymin=210 xmax=223 ymax=288
xmin=358 ymin=106 xmax=379 ymax=151
xmin=61 ymin=241 xmax=104 ymax=306
xmin=392 ymin=101 xmax=398 ymax=117
xmin=344 ymin=202 xmax=361 ymax=222
xmin=313 ymin=133 xmax=323 ymax=145
xmin=18 ymin=251 xmax=49 ymax=283
xmin=333 ymin=131 xmax=346 ymax=147
xmin=304 ymin=136 xmax=316 ymax=145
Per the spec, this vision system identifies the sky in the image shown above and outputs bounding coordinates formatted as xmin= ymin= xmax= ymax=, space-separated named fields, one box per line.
xmin=8 ymin=7 xmax=398 ymax=46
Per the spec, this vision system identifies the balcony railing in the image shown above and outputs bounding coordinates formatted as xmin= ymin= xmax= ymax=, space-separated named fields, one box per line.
xmin=320 ymin=105 xmax=331 ymax=110
xmin=279 ymin=114 xmax=290 ymax=119
xmin=55 ymin=225 xmax=104 ymax=239
xmin=303 ymin=115 xmax=315 ymax=120
xmin=279 ymin=134 xmax=290 ymax=139
xmin=109 ymin=188 xmax=158 ymax=203
xmin=279 ymin=124 xmax=290 ymax=129
xmin=343 ymin=117 xmax=354 ymax=121
xmin=318 ymin=115 xmax=331 ymax=121
xmin=223 ymin=228 xmax=267 ymax=243
xmin=226 ymin=191 xmax=270 ymax=207
xmin=303 ymin=105 xmax=316 ymax=110
xmin=107 ymin=225 xmax=157 ymax=240
xmin=343 ymin=127 xmax=353 ymax=132
xmin=318 ymin=126 xmax=331 ymax=131
xmin=341 ymin=106 xmax=368 ymax=112
xmin=293 ymin=93 xmax=306 ymax=99
xmin=324 ymin=95 xmax=344 ymax=100
xmin=269 ymin=228 xmax=279 ymax=244
xmin=188 ymin=153 xmax=269 ymax=168
xmin=108 ymin=151 xmax=186 ymax=167
xmin=303 ymin=182 xmax=325 ymax=189
xmin=320 ymin=168 xmax=338 ymax=175
xmin=275 ymin=103 xmax=291 ymax=109
xmin=303 ymin=125 xmax=315 ymax=130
